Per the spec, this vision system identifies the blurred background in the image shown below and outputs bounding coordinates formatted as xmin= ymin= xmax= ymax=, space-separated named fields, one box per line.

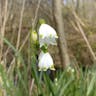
xmin=0 ymin=0 xmax=96 ymax=96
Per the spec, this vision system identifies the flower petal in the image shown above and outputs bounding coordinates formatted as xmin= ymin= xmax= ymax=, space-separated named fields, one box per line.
xmin=39 ymin=24 xmax=58 ymax=47
xmin=38 ymin=51 xmax=55 ymax=71
xmin=50 ymin=65 xmax=55 ymax=71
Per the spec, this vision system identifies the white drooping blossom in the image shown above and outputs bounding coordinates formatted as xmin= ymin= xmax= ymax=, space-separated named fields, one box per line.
xmin=39 ymin=24 xmax=58 ymax=47
xmin=38 ymin=51 xmax=55 ymax=71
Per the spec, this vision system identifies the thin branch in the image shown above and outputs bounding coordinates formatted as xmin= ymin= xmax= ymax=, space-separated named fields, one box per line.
xmin=71 ymin=11 xmax=96 ymax=61
xmin=32 ymin=0 xmax=42 ymax=29
xmin=7 ymin=32 xmax=29 ymax=75
xmin=29 ymin=79 xmax=34 ymax=96
xmin=0 ymin=0 xmax=8 ymax=62
xmin=76 ymin=21 xmax=96 ymax=61
xmin=7 ymin=0 xmax=26 ymax=76
xmin=72 ymin=10 xmax=86 ymax=27
xmin=16 ymin=0 xmax=26 ymax=49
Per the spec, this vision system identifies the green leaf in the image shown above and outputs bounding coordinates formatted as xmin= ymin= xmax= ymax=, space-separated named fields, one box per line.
xmin=87 ymin=74 xmax=96 ymax=96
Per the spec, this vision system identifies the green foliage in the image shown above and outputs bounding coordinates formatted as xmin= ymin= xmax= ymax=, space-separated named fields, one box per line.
xmin=40 ymin=44 xmax=48 ymax=53
xmin=1 ymin=34 xmax=96 ymax=96
xmin=31 ymin=63 xmax=96 ymax=96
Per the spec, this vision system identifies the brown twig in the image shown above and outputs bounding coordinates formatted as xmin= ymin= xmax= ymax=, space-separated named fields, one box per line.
xmin=29 ymin=79 xmax=34 ymax=96
xmin=16 ymin=0 xmax=26 ymax=49
xmin=71 ymin=11 xmax=96 ymax=62
xmin=0 ymin=0 xmax=8 ymax=62
xmin=7 ymin=0 xmax=26 ymax=75
xmin=76 ymin=21 xmax=96 ymax=61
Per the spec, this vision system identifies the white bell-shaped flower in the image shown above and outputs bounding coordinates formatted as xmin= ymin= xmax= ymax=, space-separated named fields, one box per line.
xmin=38 ymin=51 xmax=55 ymax=71
xmin=39 ymin=24 xmax=58 ymax=47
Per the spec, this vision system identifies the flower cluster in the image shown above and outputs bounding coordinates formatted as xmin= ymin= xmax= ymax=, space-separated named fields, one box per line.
xmin=38 ymin=24 xmax=58 ymax=71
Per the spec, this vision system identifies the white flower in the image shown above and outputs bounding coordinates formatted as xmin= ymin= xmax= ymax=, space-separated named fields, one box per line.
xmin=39 ymin=24 xmax=58 ymax=47
xmin=38 ymin=51 xmax=55 ymax=71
